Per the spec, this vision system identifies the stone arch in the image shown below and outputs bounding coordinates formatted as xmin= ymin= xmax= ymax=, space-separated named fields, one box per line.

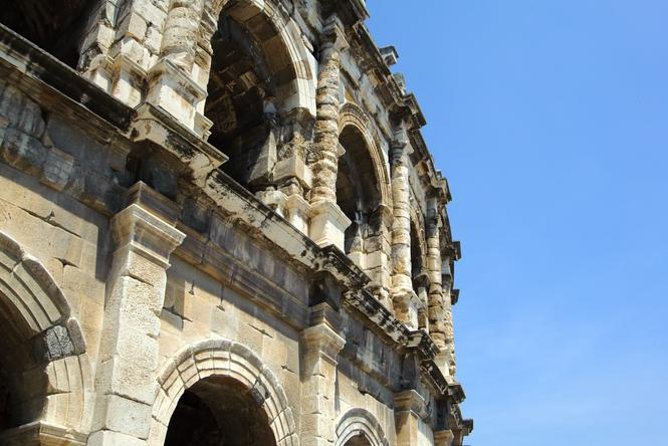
xmin=338 ymin=102 xmax=392 ymax=209
xmin=0 ymin=231 xmax=91 ymax=442
xmin=336 ymin=103 xmax=394 ymax=285
xmin=335 ymin=408 xmax=390 ymax=446
xmin=164 ymin=0 xmax=315 ymax=188
xmin=409 ymin=205 xmax=430 ymax=329
xmin=160 ymin=0 xmax=314 ymax=113
xmin=149 ymin=339 xmax=299 ymax=446
xmin=208 ymin=0 xmax=313 ymax=110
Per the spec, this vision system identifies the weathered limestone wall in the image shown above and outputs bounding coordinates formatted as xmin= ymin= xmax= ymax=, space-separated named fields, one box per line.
xmin=0 ymin=0 xmax=472 ymax=444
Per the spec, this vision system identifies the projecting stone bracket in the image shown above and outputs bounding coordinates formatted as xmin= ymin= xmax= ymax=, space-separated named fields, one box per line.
xmin=130 ymin=102 xmax=227 ymax=188
xmin=308 ymin=199 xmax=351 ymax=251
xmin=145 ymin=58 xmax=208 ymax=134
xmin=391 ymin=287 xmax=423 ymax=330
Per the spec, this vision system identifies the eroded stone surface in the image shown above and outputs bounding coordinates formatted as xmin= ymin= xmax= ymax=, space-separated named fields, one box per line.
xmin=0 ymin=1 xmax=471 ymax=445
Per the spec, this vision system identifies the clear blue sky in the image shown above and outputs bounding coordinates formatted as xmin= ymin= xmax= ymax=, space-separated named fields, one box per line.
xmin=367 ymin=1 xmax=668 ymax=445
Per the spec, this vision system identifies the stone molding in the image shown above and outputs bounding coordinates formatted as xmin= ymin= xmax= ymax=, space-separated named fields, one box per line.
xmin=0 ymin=421 xmax=88 ymax=446
xmin=308 ymin=199 xmax=352 ymax=250
xmin=111 ymin=203 xmax=186 ymax=269
xmin=301 ymin=323 xmax=346 ymax=365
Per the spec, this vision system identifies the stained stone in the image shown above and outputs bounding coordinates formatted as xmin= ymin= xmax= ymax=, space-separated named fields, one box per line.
xmin=0 ymin=2 xmax=471 ymax=446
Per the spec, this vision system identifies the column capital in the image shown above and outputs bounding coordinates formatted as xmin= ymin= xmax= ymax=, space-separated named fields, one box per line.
xmin=434 ymin=429 xmax=455 ymax=446
xmin=321 ymin=15 xmax=348 ymax=51
xmin=391 ymin=127 xmax=410 ymax=150
xmin=394 ymin=389 xmax=429 ymax=419
xmin=301 ymin=323 xmax=346 ymax=364
xmin=111 ymin=184 xmax=186 ymax=268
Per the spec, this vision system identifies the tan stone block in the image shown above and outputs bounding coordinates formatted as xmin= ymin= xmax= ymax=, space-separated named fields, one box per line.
xmin=211 ymin=305 xmax=239 ymax=340
xmin=119 ymin=13 xmax=148 ymax=42
xmin=98 ymin=348 xmax=158 ymax=403
xmin=98 ymin=394 xmax=152 ymax=439
xmin=262 ymin=333 xmax=285 ymax=368
xmin=104 ymin=278 xmax=162 ymax=339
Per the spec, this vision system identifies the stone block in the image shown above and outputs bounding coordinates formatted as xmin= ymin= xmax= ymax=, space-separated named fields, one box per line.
xmin=119 ymin=13 xmax=148 ymax=42
xmin=308 ymin=200 xmax=351 ymax=250
xmin=41 ymin=148 xmax=76 ymax=191
xmin=98 ymin=394 xmax=152 ymax=439
xmin=1 ymin=128 xmax=47 ymax=175
xmin=88 ymin=427 xmax=146 ymax=446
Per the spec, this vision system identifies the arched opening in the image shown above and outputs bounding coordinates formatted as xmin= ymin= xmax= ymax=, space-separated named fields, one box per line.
xmin=410 ymin=221 xmax=430 ymax=330
xmin=164 ymin=376 xmax=277 ymax=446
xmin=336 ymin=126 xmax=382 ymax=263
xmin=344 ymin=435 xmax=373 ymax=446
xmin=0 ymin=295 xmax=48 ymax=433
xmin=0 ymin=0 xmax=95 ymax=68
xmin=204 ymin=3 xmax=298 ymax=191
xmin=335 ymin=408 xmax=389 ymax=446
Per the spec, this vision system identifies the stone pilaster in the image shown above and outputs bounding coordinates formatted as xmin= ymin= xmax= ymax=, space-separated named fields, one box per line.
xmin=440 ymin=249 xmax=457 ymax=377
xmin=394 ymin=390 xmax=428 ymax=446
xmin=160 ymin=0 xmax=205 ymax=72
xmin=308 ymin=16 xmax=351 ymax=250
xmin=311 ymin=16 xmax=346 ymax=204
xmin=390 ymin=130 xmax=420 ymax=328
xmin=426 ymin=198 xmax=449 ymax=375
xmin=88 ymin=184 xmax=185 ymax=446
xmin=300 ymin=304 xmax=346 ymax=446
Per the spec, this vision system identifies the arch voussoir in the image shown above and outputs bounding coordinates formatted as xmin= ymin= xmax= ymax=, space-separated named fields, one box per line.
xmin=149 ymin=338 xmax=299 ymax=446
xmin=336 ymin=408 xmax=390 ymax=446
xmin=0 ymin=230 xmax=90 ymax=435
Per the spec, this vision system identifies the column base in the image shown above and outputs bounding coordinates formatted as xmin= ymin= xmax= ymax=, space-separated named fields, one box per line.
xmin=308 ymin=200 xmax=351 ymax=251
xmin=85 ymin=54 xmax=146 ymax=107
xmin=145 ymin=58 xmax=207 ymax=133
xmin=285 ymin=194 xmax=311 ymax=235
xmin=391 ymin=288 xmax=422 ymax=330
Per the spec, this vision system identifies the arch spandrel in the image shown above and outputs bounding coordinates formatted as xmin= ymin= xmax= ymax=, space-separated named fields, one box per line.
xmin=149 ymin=339 xmax=299 ymax=446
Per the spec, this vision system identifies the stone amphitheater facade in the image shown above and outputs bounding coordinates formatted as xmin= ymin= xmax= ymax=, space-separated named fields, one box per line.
xmin=0 ymin=0 xmax=472 ymax=445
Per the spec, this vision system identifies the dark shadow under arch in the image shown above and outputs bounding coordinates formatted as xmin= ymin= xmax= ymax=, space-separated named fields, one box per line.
xmin=165 ymin=376 xmax=277 ymax=446
xmin=337 ymin=125 xmax=383 ymax=256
